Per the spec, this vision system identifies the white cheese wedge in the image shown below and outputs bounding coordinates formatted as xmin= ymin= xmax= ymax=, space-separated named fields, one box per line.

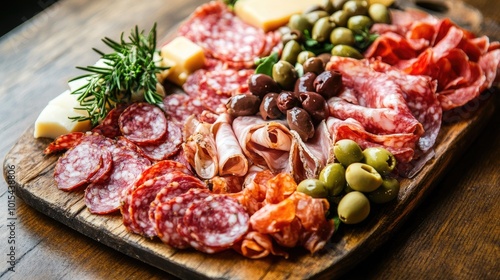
xmin=234 ymin=0 xmax=324 ymax=32
xmin=159 ymin=36 xmax=206 ymax=86
xmin=34 ymin=90 xmax=91 ymax=139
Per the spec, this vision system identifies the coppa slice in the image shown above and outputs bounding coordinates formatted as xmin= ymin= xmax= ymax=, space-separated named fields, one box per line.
xmin=119 ymin=102 xmax=168 ymax=145
xmin=85 ymin=144 xmax=150 ymax=214
xmin=178 ymin=194 xmax=250 ymax=254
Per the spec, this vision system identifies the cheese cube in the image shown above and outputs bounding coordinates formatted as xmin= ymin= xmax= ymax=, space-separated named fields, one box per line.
xmin=160 ymin=36 xmax=206 ymax=86
xmin=34 ymin=91 xmax=91 ymax=139
xmin=234 ymin=0 xmax=325 ymax=32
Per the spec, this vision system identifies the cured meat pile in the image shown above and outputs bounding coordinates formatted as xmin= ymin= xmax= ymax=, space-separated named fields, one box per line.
xmin=365 ymin=9 xmax=500 ymax=110
xmin=46 ymin=1 xmax=500 ymax=259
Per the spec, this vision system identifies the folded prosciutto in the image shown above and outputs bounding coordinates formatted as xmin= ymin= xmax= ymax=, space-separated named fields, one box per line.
xmin=232 ymin=116 xmax=292 ymax=173
xmin=325 ymin=57 xmax=440 ymax=170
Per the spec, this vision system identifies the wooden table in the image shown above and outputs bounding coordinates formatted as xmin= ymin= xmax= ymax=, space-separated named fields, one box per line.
xmin=1 ymin=0 xmax=498 ymax=279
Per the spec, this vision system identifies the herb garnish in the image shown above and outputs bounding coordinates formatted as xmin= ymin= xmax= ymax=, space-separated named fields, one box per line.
xmin=69 ymin=23 xmax=168 ymax=126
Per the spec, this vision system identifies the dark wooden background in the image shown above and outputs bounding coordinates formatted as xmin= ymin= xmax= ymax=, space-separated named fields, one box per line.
xmin=1 ymin=0 xmax=499 ymax=279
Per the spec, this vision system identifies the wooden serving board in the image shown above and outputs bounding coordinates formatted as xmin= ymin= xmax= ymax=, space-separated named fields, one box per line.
xmin=3 ymin=89 xmax=496 ymax=279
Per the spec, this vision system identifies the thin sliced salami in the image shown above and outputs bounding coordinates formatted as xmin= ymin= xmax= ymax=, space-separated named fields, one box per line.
xmin=154 ymin=188 xmax=211 ymax=249
xmin=92 ymin=104 xmax=127 ymax=139
xmin=44 ymin=132 xmax=85 ymax=155
xmin=163 ymin=93 xmax=205 ymax=124
xmin=137 ymin=121 xmax=183 ymax=162
xmin=178 ymin=194 xmax=250 ymax=253
xmin=85 ymin=145 xmax=150 ymax=214
xmin=119 ymin=102 xmax=168 ymax=145
xmin=54 ymin=141 xmax=103 ymax=191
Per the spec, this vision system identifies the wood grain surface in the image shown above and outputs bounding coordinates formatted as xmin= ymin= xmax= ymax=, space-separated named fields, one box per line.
xmin=1 ymin=0 xmax=499 ymax=279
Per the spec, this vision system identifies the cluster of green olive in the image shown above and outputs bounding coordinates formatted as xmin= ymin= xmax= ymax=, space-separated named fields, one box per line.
xmin=296 ymin=139 xmax=400 ymax=224
xmin=280 ymin=0 xmax=391 ymax=63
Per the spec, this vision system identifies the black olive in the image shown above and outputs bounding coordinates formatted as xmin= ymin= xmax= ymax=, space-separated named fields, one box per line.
xmin=277 ymin=91 xmax=301 ymax=113
xmin=294 ymin=72 xmax=317 ymax=93
xmin=287 ymin=107 xmax=315 ymax=141
xmin=314 ymin=70 xmax=343 ymax=99
xmin=226 ymin=94 xmax=261 ymax=117
xmin=248 ymin=74 xmax=281 ymax=99
xmin=260 ymin=93 xmax=283 ymax=120
xmin=299 ymin=92 xmax=329 ymax=124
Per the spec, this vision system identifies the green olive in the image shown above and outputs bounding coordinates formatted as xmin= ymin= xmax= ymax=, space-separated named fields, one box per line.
xmin=343 ymin=0 xmax=368 ymax=17
xmin=330 ymin=10 xmax=349 ymax=27
xmin=321 ymin=0 xmax=335 ymax=14
xmin=347 ymin=15 xmax=373 ymax=32
xmin=304 ymin=10 xmax=330 ymax=26
xmin=362 ymin=147 xmax=396 ymax=175
xmin=297 ymin=51 xmax=316 ymax=65
xmin=312 ymin=17 xmax=336 ymax=43
xmin=331 ymin=44 xmax=364 ymax=59
xmin=281 ymin=30 xmax=304 ymax=45
xmin=344 ymin=183 xmax=354 ymax=193
xmin=367 ymin=177 xmax=400 ymax=204
xmin=337 ymin=191 xmax=370 ymax=224
xmin=333 ymin=139 xmax=364 ymax=166
xmin=297 ymin=178 xmax=328 ymax=198
xmin=288 ymin=14 xmax=313 ymax=32
xmin=319 ymin=163 xmax=346 ymax=196
xmin=330 ymin=27 xmax=355 ymax=46
xmin=332 ymin=0 xmax=349 ymax=11
xmin=368 ymin=3 xmax=391 ymax=24
xmin=272 ymin=61 xmax=298 ymax=90
xmin=281 ymin=40 xmax=303 ymax=65
xmin=345 ymin=163 xmax=383 ymax=192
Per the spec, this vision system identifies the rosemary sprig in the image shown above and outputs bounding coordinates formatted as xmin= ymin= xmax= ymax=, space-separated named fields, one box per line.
xmin=69 ymin=23 xmax=169 ymax=126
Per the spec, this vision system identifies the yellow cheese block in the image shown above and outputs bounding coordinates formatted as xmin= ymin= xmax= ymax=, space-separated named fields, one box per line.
xmin=160 ymin=36 xmax=206 ymax=86
xmin=234 ymin=0 xmax=324 ymax=32
xmin=34 ymin=91 xmax=91 ymax=139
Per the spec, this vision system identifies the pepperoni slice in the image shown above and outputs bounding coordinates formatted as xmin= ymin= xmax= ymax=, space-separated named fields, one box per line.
xmin=44 ymin=132 xmax=85 ymax=155
xmin=119 ymin=102 xmax=168 ymax=145
xmin=153 ymin=188 xmax=211 ymax=249
xmin=54 ymin=141 xmax=102 ymax=191
xmin=84 ymin=145 xmax=150 ymax=214
xmin=178 ymin=195 xmax=250 ymax=253
xmin=137 ymin=121 xmax=183 ymax=162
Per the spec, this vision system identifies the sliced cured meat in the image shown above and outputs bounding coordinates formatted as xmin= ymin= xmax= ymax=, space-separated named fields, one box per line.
xmin=54 ymin=141 xmax=103 ymax=191
xmin=44 ymin=132 xmax=85 ymax=155
xmin=163 ymin=93 xmax=205 ymax=124
xmin=211 ymin=113 xmax=248 ymax=177
xmin=178 ymin=194 xmax=249 ymax=254
xmin=182 ymin=119 xmax=219 ymax=179
xmin=264 ymin=172 xmax=296 ymax=205
xmin=183 ymin=68 xmax=253 ymax=113
xmin=153 ymin=188 xmax=211 ymax=249
xmin=119 ymin=102 xmax=168 ymax=144
xmin=137 ymin=121 xmax=183 ymax=162
xmin=233 ymin=231 xmax=289 ymax=259
xmin=177 ymin=1 xmax=274 ymax=68
xmin=250 ymin=198 xmax=297 ymax=234
xmin=127 ymin=172 xmax=206 ymax=238
xmin=88 ymin=148 xmax=113 ymax=184
xmin=92 ymin=104 xmax=127 ymax=139
xmin=236 ymin=169 xmax=273 ymax=215
xmin=210 ymin=175 xmax=245 ymax=194
xmin=85 ymin=144 xmax=150 ymax=214
xmin=232 ymin=116 xmax=292 ymax=173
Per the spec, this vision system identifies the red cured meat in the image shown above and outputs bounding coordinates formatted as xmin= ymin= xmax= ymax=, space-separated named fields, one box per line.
xmin=119 ymin=102 xmax=168 ymax=144
xmin=163 ymin=93 xmax=205 ymax=124
xmin=137 ymin=121 xmax=183 ymax=162
xmin=44 ymin=132 xmax=85 ymax=155
xmin=92 ymin=104 xmax=128 ymax=139
xmin=54 ymin=141 xmax=103 ymax=191
xmin=153 ymin=188 xmax=211 ymax=249
xmin=84 ymin=144 xmax=150 ymax=214
xmin=177 ymin=1 xmax=273 ymax=69
xmin=178 ymin=194 xmax=249 ymax=253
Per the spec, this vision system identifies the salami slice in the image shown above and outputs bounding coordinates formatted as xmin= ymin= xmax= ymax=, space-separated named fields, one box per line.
xmin=137 ymin=121 xmax=183 ymax=162
xmin=84 ymin=145 xmax=150 ymax=214
xmin=54 ymin=141 xmax=103 ymax=191
xmin=178 ymin=194 xmax=250 ymax=254
xmin=119 ymin=102 xmax=168 ymax=144
xmin=92 ymin=104 xmax=127 ymax=139
xmin=44 ymin=132 xmax=85 ymax=155
xmin=127 ymin=171 xmax=205 ymax=237
xmin=163 ymin=93 xmax=205 ymax=124
xmin=153 ymin=188 xmax=211 ymax=249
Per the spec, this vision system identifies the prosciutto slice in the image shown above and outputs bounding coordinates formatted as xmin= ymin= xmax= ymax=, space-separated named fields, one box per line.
xmin=232 ymin=116 xmax=292 ymax=173
xmin=211 ymin=113 xmax=249 ymax=176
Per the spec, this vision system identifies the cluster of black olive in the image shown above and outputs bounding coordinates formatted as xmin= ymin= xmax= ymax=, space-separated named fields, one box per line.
xmin=226 ymin=60 xmax=343 ymax=142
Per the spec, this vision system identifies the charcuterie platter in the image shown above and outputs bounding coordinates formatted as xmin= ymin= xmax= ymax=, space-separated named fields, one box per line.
xmin=3 ymin=0 xmax=499 ymax=279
